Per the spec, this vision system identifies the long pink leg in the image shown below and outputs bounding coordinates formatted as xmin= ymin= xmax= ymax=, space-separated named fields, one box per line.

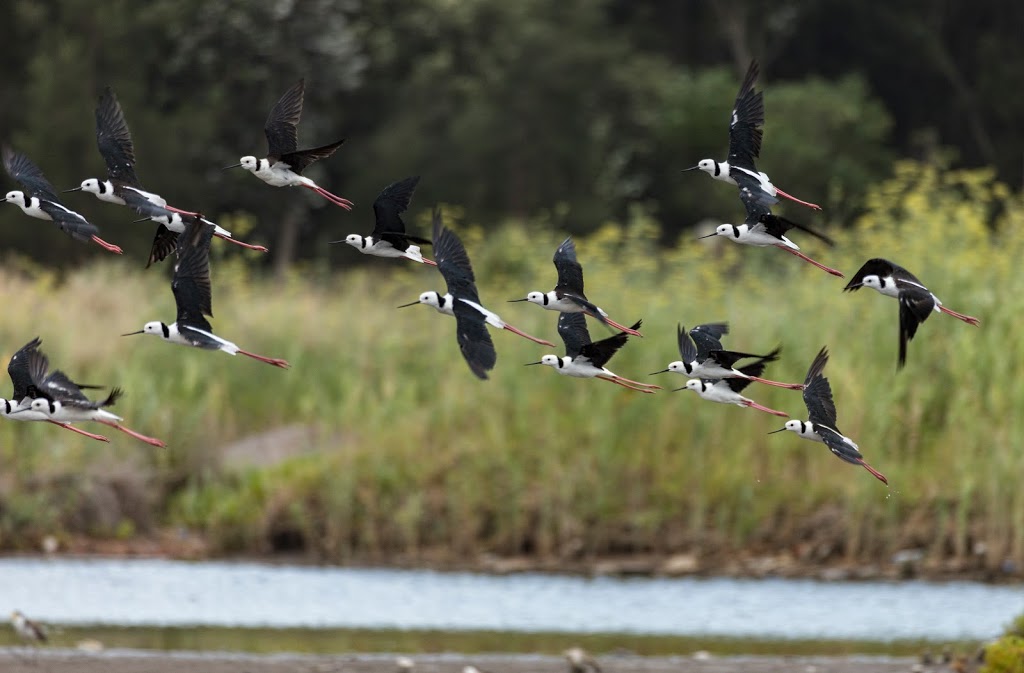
xmin=606 ymin=372 xmax=661 ymax=389
xmin=47 ymin=419 xmax=109 ymax=442
xmin=91 ymin=235 xmax=123 ymax=254
xmin=303 ymin=184 xmax=354 ymax=210
xmin=164 ymin=204 xmax=200 ymax=216
xmin=238 ymin=349 xmax=290 ymax=369
xmin=597 ymin=375 xmax=656 ymax=393
xmin=745 ymin=375 xmax=805 ymax=390
xmin=501 ymin=324 xmax=555 ymax=347
xmin=774 ymin=187 xmax=822 ymax=211
xmin=96 ymin=420 xmax=167 ymax=448
xmin=938 ymin=305 xmax=981 ymax=326
xmin=776 ymin=245 xmax=844 ymax=277
xmin=743 ymin=399 xmax=789 ymax=417
xmin=593 ymin=315 xmax=643 ymax=337
xmin=856 ymin=459 xmax=889 ymax=485
xmin=404 ymin=253 xmax=437 ymax=266
xmin=214 ymin=233 xmax=269 ymax=253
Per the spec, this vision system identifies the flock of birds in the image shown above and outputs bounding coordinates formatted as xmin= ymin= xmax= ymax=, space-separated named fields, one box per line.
xmin=0 ymin=65 xmax=981 ymax=489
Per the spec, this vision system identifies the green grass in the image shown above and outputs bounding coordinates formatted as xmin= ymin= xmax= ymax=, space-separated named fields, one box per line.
xmin=0 ymin=624 xmax=958 ymax=657
xmin=1 ymin=162 xmax=1022 ymax=571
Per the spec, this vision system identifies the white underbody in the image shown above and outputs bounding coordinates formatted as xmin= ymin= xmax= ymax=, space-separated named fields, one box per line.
xmin=687 ymin=379 xmax=750 ymax=406
xmin=349 ymin=236 xmax=425 ymax=263
xmin=552 ymin=357 xmax=614 ymax=379
xmin=429 ymin=295 xmax=507 ymax=330
xmin=539 ymin=293 xmax=607 ymax=316
xmin=717 ymin=163 xmax=776 ymax=196
xmin=734 ymin=225 xmax=799 ymax=249
xmin=788 ymin=420 xmax=860 ymax=451
xmin=869 ymin=276 xmax=943 ymax=312
xmin=42 ymin=406 xmax=122 ymax=424
xmin=165 ymin=322 xmax=240 ymax=353
xmin=250 ymin=161 xmax=311 ymax=188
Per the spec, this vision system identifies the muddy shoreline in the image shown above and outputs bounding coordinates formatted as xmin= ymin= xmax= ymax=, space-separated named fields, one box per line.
xmin=20 ymin=531 xmax=1020 ymax=584
xmin=0 ymin=649 xmax=919 ymax=673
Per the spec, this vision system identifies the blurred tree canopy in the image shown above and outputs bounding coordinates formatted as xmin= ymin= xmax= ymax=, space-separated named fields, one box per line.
xmin=1 ymin=0 xmax=1019 ymax=268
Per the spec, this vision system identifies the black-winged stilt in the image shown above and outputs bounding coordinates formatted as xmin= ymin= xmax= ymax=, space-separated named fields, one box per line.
xmin=2 ymin=146 xmax=122 ymax=254
xmin=652 ymin=325 xmax=804 ymax=389
xmin=2 ymin=337 xmax=109 ymax=442
xmin=526 ymin=312 xmax=658 ymax=393
xmin=510 ymin=237 xmax=642 ymax=337
xmin=224 ymin=79 xmax=352 ymax=209
xmin=121 ymin=215 xmax=290 ymax=369
xmin=676 ymin=359 xmax=788 ymax=416
xmin=769 ymin=347 xmax=888 ymax=484
xmin=683 ymin=60 xmax=821 ymax=211
xmin=332 ymin=176 xmax=436 ymax=265
xmin=843 ymin=258 xmax=980 ymax=368
xmin=699 ymin=190 xmax=842 ymax=277
xmin=10 ymin=610 xmax=47 ymax=644
xmin=68 ymin=88 xmax=268 ymax=257
xmin=17 ymin=347 xmax=166 ymax=447
xmin=399 ymin=209 xmax=554 ymax=356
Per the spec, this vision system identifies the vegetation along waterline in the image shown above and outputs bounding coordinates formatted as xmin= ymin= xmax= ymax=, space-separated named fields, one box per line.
xmin=0 ymin=163 xmax=1020 ymax=576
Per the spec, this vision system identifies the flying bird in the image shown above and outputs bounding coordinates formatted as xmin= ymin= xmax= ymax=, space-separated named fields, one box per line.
xmin=333 ymin=176 xmax=436 ymax=265
xmin=699 ymin=190 xmax=842 ymax=277
xmin=843 ymin=258 xmax=980 ymax=368
xmin=122 ymin=215 xmax=290 ymax=369
xmin=511 ymin=237 xmax=642 ymax=336
xmin=676 ymin=359 xmax=788 ymax=416
xmin=68 ymin=87 xmax=268 ymax=260
xmin=400 ymin=209 xmax=554 ymax=358
xmin=1 ymin=337 xmax=109 ymax=442
xmin=526 ymin=312 xmax=658 ymax=393
xmin=769 ymin=347 xmax=888 ymax=484
xmin=2 ymin=146 xmax=122 ymax=253
xmin=18 ymin=347 xmax=166 ymax=447
xmin=225 ymin=79 xmax=353 ymax=209
xmin=652 ymin=326 xmax=804 ymax=389
xmin=683 ymin=60 xmax=821 ymax=211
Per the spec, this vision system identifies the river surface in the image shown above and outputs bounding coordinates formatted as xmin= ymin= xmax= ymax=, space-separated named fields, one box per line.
xmin=0 ymin=557 xmax=1020 ymax=641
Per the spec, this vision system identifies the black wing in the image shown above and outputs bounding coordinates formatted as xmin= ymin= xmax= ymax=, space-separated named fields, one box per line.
xmin=757 ymin=212 xmax=835 ymax=247
xmin=37 ymin=201 xmax=99 ymax=242
xmin=146 ymin=224 xmax=180 ymax=268
xmin=689 ymin=322 xmax=729 ymax=360
xmin=276 ymin=138 xmax=345 ymax=175
xmin=432 ymin=208 xmax=480 ymax=304
xmin=552 ymin=237 xmax=586 ymax=297
xmin=452 ymin=300 xmax=496 ymax=380
xmin=172 ymin=215 xmax=215 ymax=331
xmin=724 ymin=359 xmax=766 ymax=393
xmin=579 ymin=320 xmax=640 ymax=369
xmin=739 ymin=186 xmax=774 ymax=222
xmin=727 ymin=60 xmax=764 ymax=171
xmin=265 ymin=79 xmax=304 ymax=157
xmin=802 ymin=347 xmax=839 ymax=431
xmin=37 ymin=368 xmax=91 ymax=403
xmin=816 ymin=424 xmax=865 ymax=464
xmin=7 ymin=337 xmax=42 ymax=400
xmin=3 ymin=146 xmax=59 ymax=202
xmin=557 ymin=311 xmax=591 ymax=359
xmin=897 ymin=285 xmax=935 ymax=368
xmin=844 ymin=258 xmax=903 ymax=292
xmin=676 ymin=324 xmax=697 ymax=363
xmin=23 ymin=348 xmax=58 ymax=401
xmin=95 ymin=87 xmax=139 ymax=186
xmin=708 ymin=346 xmax=779 ymax=370
xmin=373 ymin=176 xmax=431 ymax=247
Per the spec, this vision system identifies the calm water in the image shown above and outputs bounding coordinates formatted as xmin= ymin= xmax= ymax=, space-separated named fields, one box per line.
xmin=0 ymin=557 xmax=1020 ymax=641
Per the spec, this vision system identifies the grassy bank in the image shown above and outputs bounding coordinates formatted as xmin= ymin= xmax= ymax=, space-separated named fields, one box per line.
xmin=0 ymin=163 xmax=1021 ymax=573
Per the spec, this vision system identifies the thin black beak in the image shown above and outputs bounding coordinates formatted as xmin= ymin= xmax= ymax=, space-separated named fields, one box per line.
xmin=328 ymin=239 xmax=345 ymax=245
xmin=396 ymin=301 xmax=420 ymax=309
xmin=681 ymin=165 xmax=700 ymax=172
xmin=507 ymin=298 xmax=529 ymax=303
xmin=121 ymin=330 xmax=145 ymax=336
xmin=9 ymin=407 xmax=28 ymax=414
xmin=767 ymin=427 xmax=787 ymax=434
xmin=524 ymin=361 xmax=543 ymax=366
xmin=62 ymin=186 xmax=83 ymax=193
xmin=697 ymin=232 xmax=718 ymax=240
xmin=672 ymin=386 xmax=688 ymax=392
xmin=649 ymin=369 xmax=669 ymax=376
xmin=222 ymin=163 xmax=243 ymax=170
